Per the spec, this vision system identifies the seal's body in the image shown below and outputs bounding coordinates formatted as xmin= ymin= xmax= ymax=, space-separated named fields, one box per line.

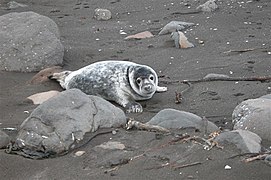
xmin=50 ymin=60 xmax=167 ymax=113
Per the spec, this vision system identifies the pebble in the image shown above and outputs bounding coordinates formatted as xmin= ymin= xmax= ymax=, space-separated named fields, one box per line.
xmin=74 ymin=151 xmax=86 ymax=157
xmin=94 ymin=8 xmax=112 ymax=21
xmin=224 ymin=165 xmax=232 ymax=170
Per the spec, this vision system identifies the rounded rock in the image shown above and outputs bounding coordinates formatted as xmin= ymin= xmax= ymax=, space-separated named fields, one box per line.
xmin=94 ymin=8 xmax=112 ymax=21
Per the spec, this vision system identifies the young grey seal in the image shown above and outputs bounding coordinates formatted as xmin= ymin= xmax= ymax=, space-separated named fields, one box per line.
xmin=49 ymin=60 xmax=167 ymax=113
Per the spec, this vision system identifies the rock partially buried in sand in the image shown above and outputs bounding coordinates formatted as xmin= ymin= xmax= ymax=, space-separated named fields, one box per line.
xmin=29 ymin=66 xmax=63 ymax=84
xmin=124 ymin=31 xmax=154 ymax=40
xmin=215 ymin=130 xmax=262 ymax=153
xmin=0 ymin=130 xmax=10 ymax=149
xmin=196 ymin=0 xmax=218 ymax=12
xmin=171 ymin=31 xmax=194 ymax=49
xmin=265 ymin=155 xmax=271 ymax=166
xmin=7 ymin=89 xmax=126 ymax=159
xmin=27 ymin=90 xmax=60 ymax=105
xmin=203 ymin=73 xmax=230 ymax=80
xmin=94 ymin=8 xmax=112 ymax=21
xmin=147 ymin=108 xmax=219 ymax=133
xmin=259 ymin=93 xmax=271 ymax=100
xmin=232 ymin=96 xmax=271 ymax=141
xmin=96 ymin=141 xmax=125 ymax=150
xmin=158 ymin=21 xmax=194 ymax=35
xmin=0 ymin=11 xmax=64 ymax=72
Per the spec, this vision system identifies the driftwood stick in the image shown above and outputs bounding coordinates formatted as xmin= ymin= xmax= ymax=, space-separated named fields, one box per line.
xmin=145 ymin=161 xmax=202 ymax=170
xmin=160 ymin=76 xmax=271 ymax=84
xmin=244 ymin=153 xmax=270 ymax=163
xmin=175 ymin=91 xmax=182 ymax=104
xmin=126 ymin=119 xmax=170 ymax=133
xmin=223 ymin=47 xmax=270 ymax=54
xmin=172 ymin=161 xmax=202 ymax=170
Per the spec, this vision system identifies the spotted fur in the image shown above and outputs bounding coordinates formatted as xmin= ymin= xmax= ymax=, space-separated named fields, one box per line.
xmin=50 ymin=60 xmax=167 ymax=113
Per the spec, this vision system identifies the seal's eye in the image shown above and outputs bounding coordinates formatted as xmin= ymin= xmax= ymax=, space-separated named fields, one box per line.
xmin=149 ymin=75 xmax=154 ymax=81
xmin=136 ymin=78 xmax=141 ymax=84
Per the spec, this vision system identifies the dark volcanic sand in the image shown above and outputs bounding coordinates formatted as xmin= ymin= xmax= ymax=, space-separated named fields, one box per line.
xmin=0 ymin=0 xmax=271 ymax=179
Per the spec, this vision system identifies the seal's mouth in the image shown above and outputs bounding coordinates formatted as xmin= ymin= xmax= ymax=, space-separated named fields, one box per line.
xmin=141 ymin=84 xmax=156 ymax=95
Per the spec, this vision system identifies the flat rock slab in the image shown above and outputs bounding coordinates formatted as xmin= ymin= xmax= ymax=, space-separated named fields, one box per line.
xmin=27 ymin=90 xmax=60 ymax=104
xmin=125 ymin=31 xmax=154 ymax=40
xmin=0 ymin=11 xmax=64 ymax=72
xmin=147 ymin=108 xmax=219 ymax=133
xmin=215 ymin=129 xmax=262 ymax=153
xmin=158 ymin=21 xmax=194 ymax=35
xmin=232 ymin=97 xmax=271 ymax=141
xmin=7 ymin=89 xmax=126 ymax=159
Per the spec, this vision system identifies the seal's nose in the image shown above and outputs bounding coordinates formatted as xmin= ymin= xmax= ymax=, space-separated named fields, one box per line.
xmin=144 ymin=85 xmax=152 ymax=91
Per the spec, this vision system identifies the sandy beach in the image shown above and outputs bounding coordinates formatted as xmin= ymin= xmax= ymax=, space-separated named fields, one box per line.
xmin=0 ymin=0 xmax=271 ymax=179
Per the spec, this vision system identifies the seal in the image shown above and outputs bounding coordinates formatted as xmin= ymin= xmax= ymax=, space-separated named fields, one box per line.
xmin=49 ymin=60 xmax=167 ymax=113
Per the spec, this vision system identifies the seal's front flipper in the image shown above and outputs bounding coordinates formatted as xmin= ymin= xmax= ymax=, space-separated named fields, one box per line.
xmin=124 ymin=102 xmax=143 ymax=113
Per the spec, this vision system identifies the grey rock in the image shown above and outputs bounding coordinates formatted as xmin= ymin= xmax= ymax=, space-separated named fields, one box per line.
xmin=7 ymin=1 xmax=28 ymax=9
xmin=203 ymin=73 xmax=230 ymax=80
xmin=259 ymin=93 xmax=271 ymax=100
xmin=0 ymin=11 xmax=64 ymax=72
xmin=265 ymin=155 xmax=271 ymax=166
xmin=94 ymin=8 xmax=112 ymax=21
xmin=0 ymin=130 xmax=10 ymax=149
xmin=232 ymin=98 xmax=271 ymax=141
xmin=9 ymin=89 xmax=126 ymax=158
xmin=147 ymin=108 xmax=219 ymax=133
xmin=215 ymin=130 xmax=262 ymax=153
xmin=196 ymin=0 xmax=218 ymax=12
xmin=171 ymin=31 xmax=194 ymax=49
xmin=158 ymin=21 xmax=194 ymax=35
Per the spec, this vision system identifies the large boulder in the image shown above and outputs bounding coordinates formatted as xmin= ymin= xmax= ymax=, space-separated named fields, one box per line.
xmin=0 ymin=11 xmax=64 ymax=72
xmin=147 ymin=108 xmax=219 ymax=133
xmin=7 ymin=89 xmax=126 ymax=159
xmin=232 ymin=95 xmax=271 ymax=141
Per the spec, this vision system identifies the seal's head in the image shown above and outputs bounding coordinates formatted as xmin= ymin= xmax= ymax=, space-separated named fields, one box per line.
xmin=128 ymin=65 xmax=158 ymax=98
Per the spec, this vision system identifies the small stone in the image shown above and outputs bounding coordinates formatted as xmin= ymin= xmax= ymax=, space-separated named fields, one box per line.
xmin=196 ymin=0 xmax=218 ymax=12
xmin=224 ymin=165 xmax=231 ymax=170
xmin=94 ymin=8 xmax=112 ymax=21
xmin=74 ymin=151 xmax=86 ymax=157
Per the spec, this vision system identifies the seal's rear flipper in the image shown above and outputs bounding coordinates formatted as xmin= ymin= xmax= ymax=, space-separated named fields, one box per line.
xmin=48 ymin=71 xmax=72 ymax=89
